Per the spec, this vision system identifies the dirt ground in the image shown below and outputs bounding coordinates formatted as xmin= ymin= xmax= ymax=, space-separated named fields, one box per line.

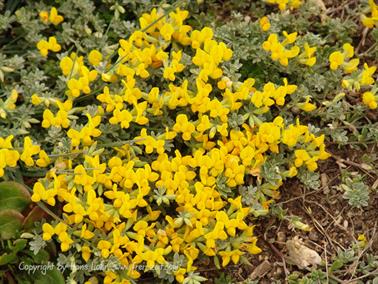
xmin=226 ymin=145 xmax=378 ymax=283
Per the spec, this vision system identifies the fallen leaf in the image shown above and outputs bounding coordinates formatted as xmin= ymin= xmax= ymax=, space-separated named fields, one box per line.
xmin=372 ymin=179 xmax=378 ymax=191
xmin=286 ymin=236 xmax=322 ymax=269
xmin=249 ymin=260 xmax=272 ymax=280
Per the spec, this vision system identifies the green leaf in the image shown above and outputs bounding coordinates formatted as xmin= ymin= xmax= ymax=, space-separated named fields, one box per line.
xmin=330 ymin=259 xmax=344 ymax=272
xmin=0 ymin=252 xmax=17 ymax=265
xmin=32 ymin=249 xmax=50 ymax=263
xmin=12 ymin=239 xmax=27 ymax=252
xmin=0 ymin=209 xmax=23 ymax=239
xmin=0 ymin=181 xmax=31 ymax=212
xmin=342 ymin=180 xmax=370 ymax=208
xmin=214 ymin=255 xmax=221 ymax=270
xmin=298 ymin=169 xmax=320 ymax=190
xmin=34 ymin=267 xmax=65 ymax=284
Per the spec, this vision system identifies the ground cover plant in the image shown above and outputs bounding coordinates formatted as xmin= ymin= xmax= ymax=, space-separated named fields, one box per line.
xmin=0 ymin=0 xmax=377 ymax=283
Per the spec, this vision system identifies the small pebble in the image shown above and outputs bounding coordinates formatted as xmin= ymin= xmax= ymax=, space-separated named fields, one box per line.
xmin=309 ymin=231 xmax=319 ymax=241
xmin=277 ymin=231 xmax=286 ymax=243
xmin=343 ymin=220 xmax=348 ymax=229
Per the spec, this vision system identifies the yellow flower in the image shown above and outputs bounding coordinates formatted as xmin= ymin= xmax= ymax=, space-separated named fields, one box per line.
xmin=163 ymin=51 xmax=185 ymax=81
xmin=41 ymin=100 xmax=72 ymax=128
xmin=37 ymin=36 xmax=61 ymax=57
xmin=42 ymin=109 xmax=54 ymax=128
xmin=357 ymin=234 xmax=367 ymax=247
xmin=196 ymin=115 xmax=212 ymax=133
xmin=174 ymin=268 xmax=186 ymax=283
xmin=362 ymin=91 xmax=377 ymax=109
xmin=81 ymin=224 xmax=95 ymax=239
xmin=361 ymin=0 xmax=378 ymax=28
xmin=0 ymin=89 xmax=18 ymax=118
xmin=59 ymin=231 xmax=73 ymax=252
xmin=136 ymin=64 xmax=150 ymax=79
xmin=259 ymin=16 xmax=271 ymax=31
xmin=49 ymin=36 xmax=61 ymax=52
xmin=359 ymin=63 xmax=376 ymax=86
xmin=31 ymin=181 xmax=57 ymax=206
xmin=49 ymin=7 xmax=64 ymax=25
xmin=160 ymin=23 xmax=175 ymax=41
xmin=31 ymin=94 xmax=43 ymax=105
xmin=0 ymin=135 xmax=20 ymax=176
xmin=265 ymin=0 xmax=303 ymax=10
xmin=173 ymin=114 xmax=195 ymax=141
xmin=191 ymin=27 xmax=213 ymax=49
xmin=40 ymin=7 xmax=64 ymax=25
xmin=297 ymin=96 xmax=317 ymax=112
xmin=36 ymin=150 xmax=51 ymax=167
xmin=329 ymin=43 xmax=359 ymax=73
xmin=42 ymin=223 xmax=55 ymax=241
xmin=133 ymin=101 xmax=149 ymax=125
xmin=343 ymin=58 xmax=360 ymax=73
xmin=294 ymin=149 xmax=310 ymax=167
xmin=217 ymin=76 xmax=232 ymax=90
xmin=67 ymin=129 xmax=81 ymax=147
xmin=281 ymin=124 xmax=307 ymax=147
xmin=88 ymin=50 xmax=103 ymax=66
xmin=109 ymin=109 xmax=133 ymax=128
xmin=60 ymin=56 xmax=74 ymax=76
xmin=329 ymin=51 xmax=344 ymax=70
xmin=288 ymin=166 xmax=298 ymax=177
xmin=298 ymin=43 xmax=316 ymax=67
xmin=67 ymin=114 xmax=101 ymax=146
xmin=258 ymin=120 xmax=281 ymax=145
xmin=262 ymin=32 xmax=300 ymax=66
xmin=20 ymin=136 xmax=40 ymax=167
xmin=219 ymin=249 xmax=244 ymax=267
xmin=137 ymin=248 xmax=170 ymax=270
xmin=39 ymin=10 xmax=49 ymax=24
xmin=81 ymin=245 xmax=91 ymax=262
xmin=98 ymin=240 xmax=112 ymax=258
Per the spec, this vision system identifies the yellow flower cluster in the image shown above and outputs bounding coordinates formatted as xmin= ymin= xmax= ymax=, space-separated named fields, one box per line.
xmin=42 ymin=222 xmax=73 ymax=251
xmin=42 ymin=99 xmax=73 ymax=128
xmin=330 ymin=44 xmax=378 ymax=110
xmin=39 ymin=7 xmax=64 ymax=25
xmin=37 ymin=36 xmax=61 ymax=57
xmin=262 ymin=32 xmax=316 ymax=67
xmin=0 ymin=7 xmax=332 ymax=284
xmin=67 ymin=114 xmax=102 ymax=146
xmin=298 ymin=43 xmax=317 ymax=67
xmin=259 ymin=16 xmax=271 ymax=32
xmin=347 ymin=63 xmax=377 ymax=109
xmin=361 ymin=0 xmax=378 ymax=28
xmin=0 ymin=135 xmax=51 ymax=177
xmin=290 ymin=129 xmax=330 ymax=172
xmin=0 ymin=89 xmax=18 ymax=119
xmin=60 ymin=53 xmax=98 ymax=98
xmin=251 ymin=78 xmax=297 ymax=111
xmin=0 ymin=135 xmax=19 ymax=177
xmin=265 ymin=0 xmax=302 ymax=11
xmin=329 ymin=43 xmax=359 ymax=73
xmin=262 ymin=32 xmax=300 ymax=66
